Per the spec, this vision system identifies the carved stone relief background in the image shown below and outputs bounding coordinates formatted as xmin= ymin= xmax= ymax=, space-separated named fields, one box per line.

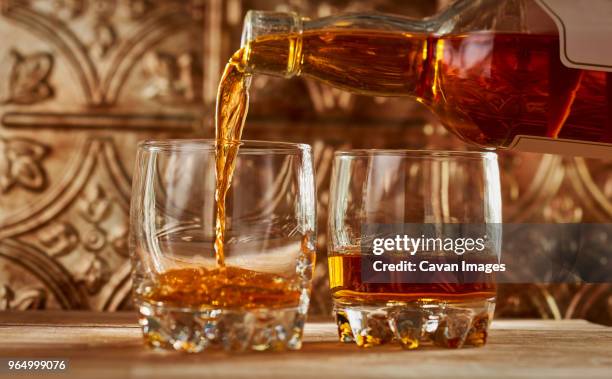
xmin=0 ymin=0 xmax=208 ymax=311
xmin=1 ymin=0 xmax=610 ymax=325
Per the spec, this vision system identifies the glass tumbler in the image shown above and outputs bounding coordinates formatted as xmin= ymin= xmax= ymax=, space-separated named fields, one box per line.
xmin=130 ymin=140 xmax=316 ymax=352
xmin=328 ymin=150 xmax=502 ymax=349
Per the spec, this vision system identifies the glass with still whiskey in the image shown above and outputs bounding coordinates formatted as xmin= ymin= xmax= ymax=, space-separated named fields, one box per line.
xmin=129 ymin=140 xmax=316 ymax=353
xmin=328 ymin=150 xmax=502 ymax=349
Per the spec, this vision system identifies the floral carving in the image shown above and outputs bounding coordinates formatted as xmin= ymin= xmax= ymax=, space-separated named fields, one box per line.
xmin=544 ymin=195 xmax=583 ymax=223
xmin=142 ymin=51 xmax=198 ymax=103
xmin=90 ymin=20 xmax=118 ymax=58
xmin=4 ymin=49 xmax=54 ymax=105
xmin=77 ymin=255 xmax=111 ymax=295
xmin=88 ymin=0 xmax=119 ymax=58
xmin=0 ymin=137 xmax=49 ymax=194
xmin=3 ymin=1 xmax=203 ymax=106
xmin=0 ymin=1 xmax=205 ymax=312
xmin=111 ymin=228 xmax=129 ymax=257
xmin=91 ymin=0 xmax=117 ymax=18
xmin=79 ymin=185 xmax=112 ymax=223
xmin=54 ymin=0 xmax=86 ymax=19
xmin=129 ymin=0 xmax=154 ymax=19
xmin=38 ymin=222 xmax=80 ymax=258
xmin=35 ymin=182 xmax=127 ymax=294
xmin=77 ymin=184 xmax=128 ymax=257
xmin=0 ymin=284 xmax=47 ymax=310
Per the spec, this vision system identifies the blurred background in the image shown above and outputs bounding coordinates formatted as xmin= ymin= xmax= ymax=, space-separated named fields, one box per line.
xmin=0 ymin=0 xmax=610 ymax=325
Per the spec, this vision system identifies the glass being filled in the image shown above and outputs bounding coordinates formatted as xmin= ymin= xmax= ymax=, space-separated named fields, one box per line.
xmin=130 ymin=140 xmax=316 ymax=353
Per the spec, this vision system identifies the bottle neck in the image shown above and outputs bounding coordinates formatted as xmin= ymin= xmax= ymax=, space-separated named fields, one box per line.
xmin=239 ymin=13 xmax=433 ymax=99
xmin=240 ymin=33 xmax=303 ymax=78
xmin=240 ymin=11 xmax=304 ymax=78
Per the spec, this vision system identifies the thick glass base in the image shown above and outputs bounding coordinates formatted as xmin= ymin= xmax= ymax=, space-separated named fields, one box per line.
xmin=138 ymin=300 xmax=306 ymax=353
xmin=333 ymin=298 xmax=495 ymax=349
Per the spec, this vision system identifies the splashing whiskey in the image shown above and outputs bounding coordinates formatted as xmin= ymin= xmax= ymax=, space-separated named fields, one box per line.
xmin=144 ymin=49 xmax=306 ymax=310
xmin=214 ymin=49 xmax=251 ymax=268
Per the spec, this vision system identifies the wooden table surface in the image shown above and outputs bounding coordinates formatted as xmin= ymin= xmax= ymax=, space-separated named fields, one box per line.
xmin=1 ymin=311 xmax=611 ymax=379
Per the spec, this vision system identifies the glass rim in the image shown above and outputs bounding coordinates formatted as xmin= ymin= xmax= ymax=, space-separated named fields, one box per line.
xmin=334 ymin=149 xmax=497 ymax=159
xmin=138 ymin=139 xmax=311 ymax=154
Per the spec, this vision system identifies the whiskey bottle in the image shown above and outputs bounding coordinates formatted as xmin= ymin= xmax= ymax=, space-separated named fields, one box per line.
xmin=237 ymin=0 xmax=612 ymax=158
